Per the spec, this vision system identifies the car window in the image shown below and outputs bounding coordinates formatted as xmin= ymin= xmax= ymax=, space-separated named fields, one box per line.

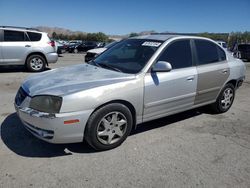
xmin=217 ymin=46 xmax=226 ymax=61
xmin=195 ymin=40 xmax=220 ymax=65
xmin=222 ymin=43 xmax=227 ymax=48
xmin=4 ymin=30 xmax=26 ymax=42
xmin=157 ymin=40 xmax=192 ymax=69
xmin=27 ymin=32 xmax=42 ymax=41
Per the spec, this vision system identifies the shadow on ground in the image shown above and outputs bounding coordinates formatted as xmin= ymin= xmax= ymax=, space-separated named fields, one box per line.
xmin=0 ymin=66 xmax=51 ymax=73
xmin=1 ymin=109 xmax=204 ymax=158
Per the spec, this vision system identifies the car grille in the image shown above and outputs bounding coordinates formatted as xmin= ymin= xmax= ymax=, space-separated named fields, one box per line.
xmin=15 ymin=87 xmax=28 ymax=106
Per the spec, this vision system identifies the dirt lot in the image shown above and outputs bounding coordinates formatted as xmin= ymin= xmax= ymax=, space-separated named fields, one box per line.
xmin=0 ymin=54 xmax=250 ymax=188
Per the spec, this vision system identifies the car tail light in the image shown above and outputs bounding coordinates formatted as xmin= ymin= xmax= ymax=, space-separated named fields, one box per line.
xmin=48 ymin=41 xmax=55 ymax=47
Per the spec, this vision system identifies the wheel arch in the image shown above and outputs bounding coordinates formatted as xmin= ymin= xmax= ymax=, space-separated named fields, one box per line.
xmin=26 ymin=52 xmax=48 ymax=66
xmin=86 ymin=100 xmax=137 ymax=131
xmin=226 ymin=79 xmax=237 ymax=88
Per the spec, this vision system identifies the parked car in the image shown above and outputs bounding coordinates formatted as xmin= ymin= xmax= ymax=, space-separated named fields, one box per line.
xmin=216 ymin=41 xmax=227 ymax=49
xmin=96 ymin=42 xmax=106 ymax=48
xmin=85 ymin=41 xmax=119 ymax=62
xmin=68 ymin=41 xmax=97 ymax=53
xmin=235 ymin=44 xmax=250 ymax=61
xmin=64 ymin=42 xmax=80 ymax=52
xmin=0 ymin=26 xmax=58 ymax=72
xmin=55 ymin=41 xmax=66 ymax=54
xmin=15 ymin=35 xmax=246 ymax=150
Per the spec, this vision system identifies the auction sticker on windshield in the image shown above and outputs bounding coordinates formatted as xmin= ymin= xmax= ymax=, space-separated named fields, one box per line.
xmin=142 ymin=41 xmax=161 ymax=47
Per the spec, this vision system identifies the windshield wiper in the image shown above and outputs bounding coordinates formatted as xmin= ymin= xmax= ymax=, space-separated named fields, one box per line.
xmin=98 ymin=63 xmax=122 ymax=72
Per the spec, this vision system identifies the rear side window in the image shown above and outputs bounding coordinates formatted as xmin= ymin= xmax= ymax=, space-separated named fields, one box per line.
xmin=218 ymin=47 xmax=226 ymax=61
xmin=195 ymin=40 xmax=221 ymax=65
xmin=4 ymin=30 xmax=26 ymax=42
xmin=158 ymin=40 xmax=192 ymax=69
xmin=27 ymin=32 xmax=42 ymax=41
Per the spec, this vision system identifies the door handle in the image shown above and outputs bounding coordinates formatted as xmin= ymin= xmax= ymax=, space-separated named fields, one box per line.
xmin=186 ymin=76 xmax=195 ymax=81
xmin=25 ymin=45 xmax=31 ymax=47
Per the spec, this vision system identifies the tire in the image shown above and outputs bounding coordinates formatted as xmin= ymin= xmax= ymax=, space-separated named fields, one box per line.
xmin=26 ymin=54 xmax=46 ymax=72
xmin=210 ymin=83 xmax=235 ymax=113
xmin=74 ymin=48 xmax=78 ymax=53
xmin=85 ymin=103 xmax=133 ymax=151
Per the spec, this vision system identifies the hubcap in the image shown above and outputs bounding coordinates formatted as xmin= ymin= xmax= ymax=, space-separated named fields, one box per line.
xmin=221 ymin=88 xmax=234 ymax=110
xmin=30 ymin=58 xmax=43 ymax=70
xmin=97 ymin=112 xmax=127 ymax=145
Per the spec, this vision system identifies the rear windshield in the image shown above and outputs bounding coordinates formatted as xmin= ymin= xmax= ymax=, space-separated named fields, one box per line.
xmin=27 ymin=32 xmax=42 ymax=41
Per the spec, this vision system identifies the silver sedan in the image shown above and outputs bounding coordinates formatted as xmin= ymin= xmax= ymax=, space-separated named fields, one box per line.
xmin=15 ymin=35 xmax=246 ymax=150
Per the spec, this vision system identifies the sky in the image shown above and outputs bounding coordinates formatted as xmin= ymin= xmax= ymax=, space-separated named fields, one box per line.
xmin=0 ymin=0 xmax=249 ymax=35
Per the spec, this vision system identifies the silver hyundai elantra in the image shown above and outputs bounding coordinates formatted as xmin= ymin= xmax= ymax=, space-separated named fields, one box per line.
xmin=15 ymin=35 xmax=246 ymax=150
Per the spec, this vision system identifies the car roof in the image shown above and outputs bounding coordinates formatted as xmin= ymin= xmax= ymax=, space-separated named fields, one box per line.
xmin=132 ymin=34 xmax=177 ymax=41
xmin=0 ymin=26 xmax=43 ymax=33
xmin=131 ymin=34 xmax=212 ymax=42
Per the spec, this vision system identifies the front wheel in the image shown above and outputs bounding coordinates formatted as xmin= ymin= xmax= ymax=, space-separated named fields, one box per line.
xmin=85 ymin=103 xmax=133 ymax=151
xmin=210 ymin=83 xmax=235 ymax=113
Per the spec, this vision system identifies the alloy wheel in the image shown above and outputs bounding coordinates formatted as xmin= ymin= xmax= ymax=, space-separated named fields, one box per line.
xmin=97 ymin=111 xmax=127 ymax=145
xmin=30 ymin=58 xmax=43 ymax=71
xmin=221 ymin=88 xmax=234 ymax=110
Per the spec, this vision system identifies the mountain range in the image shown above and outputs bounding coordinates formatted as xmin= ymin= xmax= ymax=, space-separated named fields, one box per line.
xmin=34 ymin=26 xmax=156 ymax=38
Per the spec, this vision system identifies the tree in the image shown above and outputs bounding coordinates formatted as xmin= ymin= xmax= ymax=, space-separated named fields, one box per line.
xmin=52 ymin=32 xmax=57 ymax=39
xmin=129 ymin=32 xmax=139 ymax=37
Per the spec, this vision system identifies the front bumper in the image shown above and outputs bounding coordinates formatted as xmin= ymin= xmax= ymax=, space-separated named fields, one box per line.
xmin=15 ymin=104 xmax=92 ymax=144
xmin=46 ymin=52 xmax=58 ymax=64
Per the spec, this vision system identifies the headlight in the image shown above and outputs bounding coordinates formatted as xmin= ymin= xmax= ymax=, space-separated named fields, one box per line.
xmin=29 ymin=95 xmax=62 ymax=113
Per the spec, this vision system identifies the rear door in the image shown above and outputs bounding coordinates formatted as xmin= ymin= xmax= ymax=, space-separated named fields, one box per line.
xmin=193 ymin=39 xmax=229 ymax=105
xmin=2 ymin=30 xmax=31 ymax=65
xmin=143 ymin=39 xmax=197 ymax=121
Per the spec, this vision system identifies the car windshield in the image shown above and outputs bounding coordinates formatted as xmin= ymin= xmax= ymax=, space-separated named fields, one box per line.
xmin=92 ymin=39 xmax=162 ymax=74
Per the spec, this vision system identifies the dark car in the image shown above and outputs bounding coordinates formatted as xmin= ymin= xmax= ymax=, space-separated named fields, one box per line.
xmin=65 ymin=42 xmax=81 ymax=52
xmin=235 ymin=44 xmax=250 ymax=61
xmin=68 ymin=41 xmax=97 ymax=53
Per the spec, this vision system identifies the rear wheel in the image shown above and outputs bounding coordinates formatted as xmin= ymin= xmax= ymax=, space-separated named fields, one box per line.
xmin=210 ymin=83 xmax=235 ymax=113
xmin=26 ymin=55 xmax=46 ymax=72
xmin=85 ymin=103 xmax=133 ymax=151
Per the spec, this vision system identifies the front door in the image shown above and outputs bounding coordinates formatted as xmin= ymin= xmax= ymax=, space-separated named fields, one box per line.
xmin=2 ymin=30 xmax=31 ymax=65
xmin=143 ymin=39 xmax=197 ymax=122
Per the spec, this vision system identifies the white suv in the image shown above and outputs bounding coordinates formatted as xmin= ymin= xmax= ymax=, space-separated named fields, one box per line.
xmin=0 ymin=26 xmax=58 ymax=72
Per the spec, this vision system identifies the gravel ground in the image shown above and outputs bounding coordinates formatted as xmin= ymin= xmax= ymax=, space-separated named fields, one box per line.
xmin=0 ymin=54 xmax=250 ymax=188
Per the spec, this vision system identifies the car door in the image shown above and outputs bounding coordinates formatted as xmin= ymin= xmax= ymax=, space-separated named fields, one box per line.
xmin=193 ymin=39 xmax=229 ymax=105
xmin=2 ymin=30 xmax=31 ymax=65
xmin=143 ymin=39 xmax=198 ymax=122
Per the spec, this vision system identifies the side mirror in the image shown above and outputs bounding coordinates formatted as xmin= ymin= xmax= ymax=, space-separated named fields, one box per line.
xmin=152 ymin=61 xmax=172 ymax=72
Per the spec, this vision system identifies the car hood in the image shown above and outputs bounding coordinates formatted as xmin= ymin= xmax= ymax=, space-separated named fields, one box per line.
xmin=22 ymin=64 xmax=136 ymax=96
xmin=87 ymin=48 xmax=107 ymax=54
